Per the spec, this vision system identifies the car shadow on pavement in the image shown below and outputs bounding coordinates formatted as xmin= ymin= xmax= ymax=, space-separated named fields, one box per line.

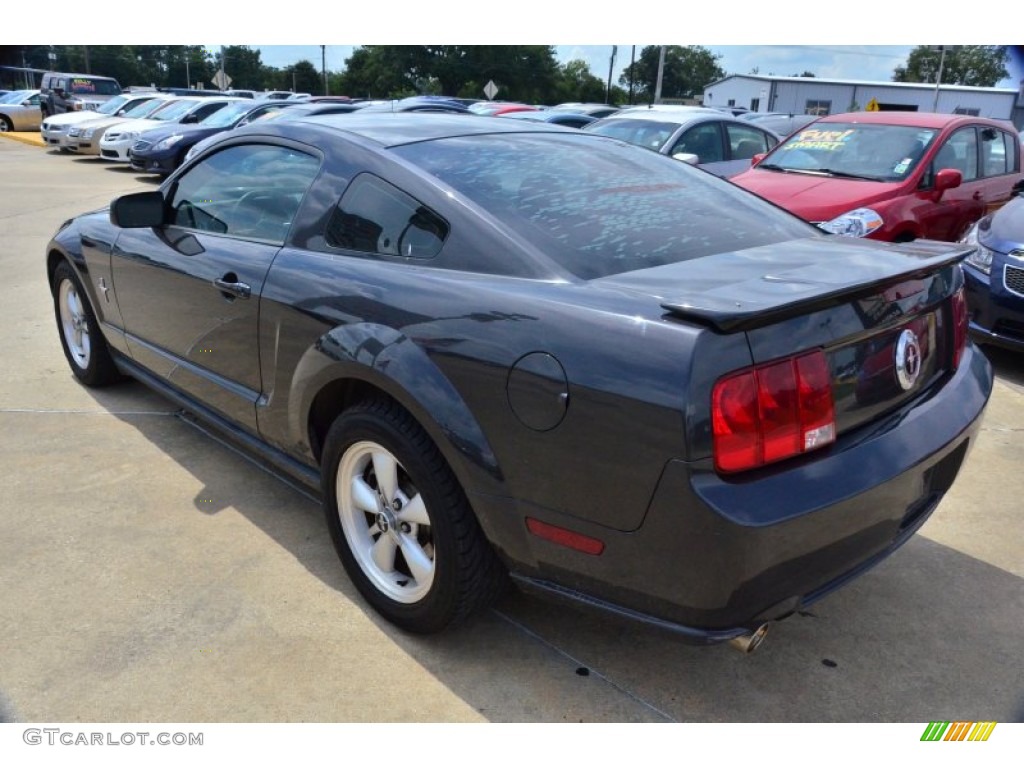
xmin=79 ymin=381 xmax=1023 ymax=723
xmin=982 ymin=345 xmax=1024 ymax=390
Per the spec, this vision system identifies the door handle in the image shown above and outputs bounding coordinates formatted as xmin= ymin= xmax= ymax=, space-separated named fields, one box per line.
xmin=972 ymin=191 xmax=982 ymax=200
xmin=213 ymin=277 xmax=251 ymax=299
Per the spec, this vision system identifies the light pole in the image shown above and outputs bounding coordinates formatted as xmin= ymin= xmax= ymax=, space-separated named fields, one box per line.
xmin=933 ymin=45 xmax=947 ymax=113
xmin=605 ymin=46 xmax=616 ymax=105
xmin=322 ymin=45 xmax=328 ymax=96
xmin=654 ymin=45 xmax=666 ymax=104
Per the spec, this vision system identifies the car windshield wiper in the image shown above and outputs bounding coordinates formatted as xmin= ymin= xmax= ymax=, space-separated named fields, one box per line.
xmin=816 ymin=168 xmax=886 ymax=182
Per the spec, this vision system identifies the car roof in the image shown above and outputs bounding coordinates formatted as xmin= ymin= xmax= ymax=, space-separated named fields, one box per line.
xmin=603 ymin=106 xmax=722 ymax=122
xmin=274 ymin=111 xmax=576 ymax=147
xmin=814 ymin=111 xmax=1014 ymax=130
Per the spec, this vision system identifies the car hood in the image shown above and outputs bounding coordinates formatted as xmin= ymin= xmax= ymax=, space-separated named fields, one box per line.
xmin=594 ymin=235 xmax=971 ymax=332
xmin=138 ymin=122 xmax=223 ymax=145
xmin=732 ymin=169 xmax=903 ymax=222
xmin=44 ymin=111 xmax=105 ymax=126
xmin=107 ymin=118 xmax=162 ymax=135
xmin=75 ymin=115 xmax=133 ymax=130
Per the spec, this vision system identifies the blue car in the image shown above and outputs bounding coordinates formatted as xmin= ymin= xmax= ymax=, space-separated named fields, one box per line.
xmin=962 ymin=187 xmax=1024 ymax=352
xmin=128 ymin=100 xmax=298 ymax=175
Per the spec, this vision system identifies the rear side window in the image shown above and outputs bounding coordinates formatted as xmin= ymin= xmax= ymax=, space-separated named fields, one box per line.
xmin=326 ymin=173 xmax=449 ymax=259
xmin=726 ymin=122 xmax=773 ymax=159
xmin=395 ymin=133 xmax=818 ymax=280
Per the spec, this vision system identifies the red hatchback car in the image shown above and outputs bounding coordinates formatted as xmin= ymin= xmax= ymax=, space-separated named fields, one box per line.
xmin=731 ymin=111 xmax=1023 ymax=242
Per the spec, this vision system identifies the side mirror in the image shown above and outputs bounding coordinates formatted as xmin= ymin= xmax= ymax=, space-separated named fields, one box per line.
xmin=110 ymin=191 xmax=166 ymax=228
xmin=934 ymin=168 xmax=962 ymax=194
xmin=672 ymin=152 xmax=700 ymax=165
xmin=751 ymin=152 xmax=767 ymax=166
xmin=22 ymin=100 xmax=32 ymax=107
xmin=181 ymin=113 xmax=199 ymax=124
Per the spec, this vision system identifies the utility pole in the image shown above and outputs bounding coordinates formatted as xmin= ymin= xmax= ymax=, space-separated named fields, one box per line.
xmin=605 ymin=46 xmax=617 ymax=105
xmin=932 ymin=45 xmax=947 ymax=112
xmin=628 ymin=45 xmax=636 ymax=105
xmin=321 ymin=45 xmax=328 ymax=96
xmin=83 ymin=45 xmax=90 ymax=73
xmin=654 ymin=45 xmax=666 ymax=104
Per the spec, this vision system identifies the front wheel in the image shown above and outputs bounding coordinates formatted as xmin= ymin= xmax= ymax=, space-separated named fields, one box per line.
xmin=0 ymin=116 xmax=12 ymax=133
xmin=322 ymin=397 xmax=507 ymax=633
xmin=52 ymin=262 xmax=122 ymax=387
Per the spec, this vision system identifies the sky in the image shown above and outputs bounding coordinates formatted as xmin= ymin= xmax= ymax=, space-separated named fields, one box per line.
xmin=9 ymin=1 xmax=1024 ymax=91
xmin=249 ymin=45 xmax=1023 ymax=90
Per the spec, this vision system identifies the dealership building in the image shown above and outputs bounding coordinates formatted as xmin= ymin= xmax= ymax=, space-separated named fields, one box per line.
xmin=702 ymin=75 xmax=1024 ymax=126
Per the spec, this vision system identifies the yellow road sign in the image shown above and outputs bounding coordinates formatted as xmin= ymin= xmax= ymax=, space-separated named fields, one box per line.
xmin=866 ymin=98 xmax=880 ymax=112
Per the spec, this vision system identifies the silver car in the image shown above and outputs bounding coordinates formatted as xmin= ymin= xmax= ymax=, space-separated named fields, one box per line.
xmin=585 ymin=105 xmax=780 ymax=178
xmin=0 ymin=90 xmax=42 ymax=132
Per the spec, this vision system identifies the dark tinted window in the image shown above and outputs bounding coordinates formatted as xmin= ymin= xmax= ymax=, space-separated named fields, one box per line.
xmin=169 ymin=144 xmax=320 ymax=243
xmin=670 ymin=122 xmax=723 ymax=161
xmin=326 ymin=174 xmax=449 ymax=259
xmin=394 ymin=133 xmax=818 ymax=280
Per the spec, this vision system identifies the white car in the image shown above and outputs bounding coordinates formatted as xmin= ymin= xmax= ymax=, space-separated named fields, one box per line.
xmin=40 ymin=93 xmax=160 ymax=149
xmin=61 ymin=94 xmax=177 ymax=154
xmin=98 ymin=97 xmax=241 ymax=162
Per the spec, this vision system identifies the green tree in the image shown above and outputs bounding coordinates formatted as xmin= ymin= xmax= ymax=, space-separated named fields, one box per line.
xmin=288 ymin=60 xmax=323 ymax=94
xmin=219 ymin=45 xmax=267 ymax=90
xmin=554 ymin=59 xmax=607 ymax=103
xmin=619 ymin=45 xmax=725 ymax=101
xmin=893 ymin=46 xmax=1008 ymax=87
xmin=338 ymin=45 xmax=561 ymax=102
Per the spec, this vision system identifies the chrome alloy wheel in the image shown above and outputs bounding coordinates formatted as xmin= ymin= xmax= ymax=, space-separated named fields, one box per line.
xmin=336 ymin=441 xmax=435 ymax=603
xmin=58 ymin=279 xmax=91 ymax=369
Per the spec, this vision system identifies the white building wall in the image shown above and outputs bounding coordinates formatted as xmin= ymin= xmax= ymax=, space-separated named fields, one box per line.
xmin=704 ymin=76 xmax=1017 ymax=119
xmin=703 ymin=77 xmax=766 ymax=111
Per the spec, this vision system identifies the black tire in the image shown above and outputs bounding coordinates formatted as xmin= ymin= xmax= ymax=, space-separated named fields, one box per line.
xmin=322 ymin=397 xmax=507 ymax=633
xmin=0 ymin=116 xmax=12 ymax=133
xmin=51 ymin=261 xmax=122 ymax=387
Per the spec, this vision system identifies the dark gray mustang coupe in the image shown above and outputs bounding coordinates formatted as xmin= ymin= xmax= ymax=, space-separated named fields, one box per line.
xmin=46 ymin=114 xmax=992 ymax=651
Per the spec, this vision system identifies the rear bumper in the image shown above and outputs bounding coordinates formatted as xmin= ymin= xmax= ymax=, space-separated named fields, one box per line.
xmin=477 ymin=345 xmax=992 ymax=641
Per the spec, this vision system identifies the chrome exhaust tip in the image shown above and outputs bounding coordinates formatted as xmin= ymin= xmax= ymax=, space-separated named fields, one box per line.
xmin=728 ymin=623 xmax=770 ymax=654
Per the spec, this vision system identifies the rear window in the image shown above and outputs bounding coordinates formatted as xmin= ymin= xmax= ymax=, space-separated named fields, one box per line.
xmin=586 ymin=118 xmax=681 ymax=151
xmin=394 ymin=133 xmax=817 ymax=279
xmin=70 ymin=78 xmax=121 ymax=96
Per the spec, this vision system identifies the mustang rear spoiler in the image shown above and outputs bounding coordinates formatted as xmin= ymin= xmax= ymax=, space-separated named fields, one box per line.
xmin=657 ymin=239 xmax=974 ymax=333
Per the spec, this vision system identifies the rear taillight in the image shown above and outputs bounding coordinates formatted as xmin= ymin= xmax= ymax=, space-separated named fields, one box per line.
xmin=952 ymin=287 xmax=968 ymax=370
xmin=712 ymin=350 xmax=835 ymax=474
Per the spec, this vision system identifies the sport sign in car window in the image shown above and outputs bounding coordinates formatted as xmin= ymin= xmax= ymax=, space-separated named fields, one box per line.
xmin=774 ymin=124 xmax=939 ymax=181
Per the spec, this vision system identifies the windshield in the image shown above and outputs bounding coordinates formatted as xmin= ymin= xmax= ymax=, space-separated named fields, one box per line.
xmin=765 ymin=123 xmax=939 ymax=181
xmin=0 ymin=90 xmax=28 ymax=104
xmin=585 ymin=119 xmax=680 ymax=152
xmin=125 ymin=98 xmax=170 ymax=118
xmin=151 ymin=99 xmax=200 ymax=121
xmin=200 ymin=101 xmax=251 ymax=127
xmin=96 ymin=94 xmax=131 ymax=115
xmin=70 ymin=78 xmax=121 ymax=96
xmin=395 ymin=133 xmax=818 ymax=280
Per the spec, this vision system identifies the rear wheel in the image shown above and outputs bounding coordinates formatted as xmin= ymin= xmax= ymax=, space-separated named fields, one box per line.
xmin=52 ymin=262 xmax=121 ymax=387
xmin=322 ymin=397 xmax=507 ymax=633
xmin=0 ymin=116 xmax=12 ymax=133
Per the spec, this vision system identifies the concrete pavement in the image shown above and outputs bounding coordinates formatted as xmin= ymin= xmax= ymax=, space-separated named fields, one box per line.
xmin=0 ymin=138 xmax=1021 ymax=723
